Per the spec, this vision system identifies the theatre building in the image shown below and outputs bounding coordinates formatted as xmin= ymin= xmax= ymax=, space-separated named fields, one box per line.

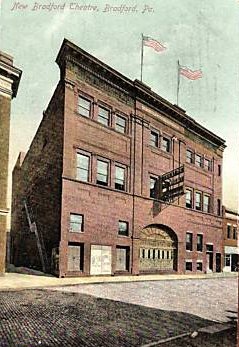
xmin=11 ymin=39 xmax=225 ymax=277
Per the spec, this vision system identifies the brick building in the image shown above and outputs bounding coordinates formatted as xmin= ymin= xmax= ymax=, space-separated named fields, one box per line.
xmin=0 ymin=52 xmax=21 ymax=275
xmin=222 ymin=207 xmax=238 ymax=272
xmin=11 ymin=39 xmax=226 ymax=277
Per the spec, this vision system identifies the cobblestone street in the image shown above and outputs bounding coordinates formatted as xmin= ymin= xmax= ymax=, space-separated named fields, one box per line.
xmin=0 ymin=277 xmax=237 ymax=346
xmin=53 ymin=277 xmax=238 ymax=323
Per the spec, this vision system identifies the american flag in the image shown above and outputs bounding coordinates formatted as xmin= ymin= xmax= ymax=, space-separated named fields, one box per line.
xmin=179 ymin=66 xmax=203 ymax=80
xmin=143 ymin=36 xmax=166 ymax=53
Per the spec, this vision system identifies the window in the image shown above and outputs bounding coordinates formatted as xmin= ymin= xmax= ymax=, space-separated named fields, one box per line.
xmin=195 ymin=192 xmax=202 ymax=211
xmin=150 ymin=131 xmax=159 ymax=147
xmin=118 ymin=221 xmax=129 ymax=236
xmin=218 ymin=164 xmax=221 ymax=176
xmin=204 ymin=159 xmax=211 ymax=171
xmin=197 ymin=262 xmax=203 ymax=271
xmin=185 ymin=189 xmax=193 ymax=208
xmin=78 ymin=96 xmax=91 ymax=118
xmin=217 ymin=199 xmax=221 ymax=216
xmin=186 ymin=149 xmax=194 ymax=164
xmin=70 ymin=214 xmax=84 ymax=233
xmin=186 ymin=233 xmax=193 ymax=251
xmin=233 ymin=226 xmax=237 ymax=240
xmin=76 ymin=153 xmax=90 ymax=182
xmin=98 ymin=106 xmax=110 ymax=126
xmin=97 ymin=160 xmax=109 ymax=186
xmin=206 ymin=244 xmax=213 ymax=252
xmin=227 ymin=225 xmax=231 ymax=239
xmin=195 ymin=154 xmax=202 ymax=168
xmin=225 ymin=254 xmax=230 ymax=267
xmin=203 ymin=195 xmax=210 ymax=213
xmin=115 ymin=166 xmax=126 ymax=191
xmin=115 ymin=115 xmax=126 ymax=134
xmin=197 ymin=234 xmax=203 ymax=252
xmin=162 ymin=137 xmax=171 ymax=153
xmin=185 ymin=261 xmax=192 ymax=271
xmin=150 ymin=176 xmax=157 ymax=198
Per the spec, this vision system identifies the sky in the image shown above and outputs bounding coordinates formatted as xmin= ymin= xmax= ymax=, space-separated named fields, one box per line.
xmin=1 ymin=0 xmax=239 ymax=211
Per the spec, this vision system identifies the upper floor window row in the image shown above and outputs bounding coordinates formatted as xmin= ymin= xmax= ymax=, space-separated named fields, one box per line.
xmin=186 ymin=149 xmax=212 ymax=172
xmin=186 ymin=188 xmax=211 ymax=213
xmin=150 ymin=130 xmax=171 ymax=153
xmin=227 ymin=224 xmax=237 ymax=240
xmin=76 ymin=152 xmax=127 ymax=192
xmin=78 ymin=95 xmax=127 ymax=134
xmin=69 ymin=214 xmax=129 ymax=237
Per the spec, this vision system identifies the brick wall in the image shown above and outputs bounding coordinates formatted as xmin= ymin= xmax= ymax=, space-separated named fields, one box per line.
xmin=0 ymin=94 xmax=11 ymax=274
xmin=11 ymin=82 xmax=65 ymax=272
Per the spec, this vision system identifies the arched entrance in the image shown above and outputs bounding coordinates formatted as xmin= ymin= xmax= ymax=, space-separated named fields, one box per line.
xmin=139 ymin=224 xmax=178 ymax=272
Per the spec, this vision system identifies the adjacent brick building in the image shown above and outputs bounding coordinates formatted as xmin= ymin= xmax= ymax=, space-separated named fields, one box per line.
xmin=222 ymin=207 xmax=238 ymax=272
xmin=11 ymin=39 xmax=226 ymax=277
xmin=0 ymin=52 xmax=21 ymax=275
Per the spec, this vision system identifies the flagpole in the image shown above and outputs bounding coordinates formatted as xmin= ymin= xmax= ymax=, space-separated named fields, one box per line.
xmin=177 ymin=60 xmax=180 ymax=105
xmin=140 ymin=34 xmax=144 ymax=81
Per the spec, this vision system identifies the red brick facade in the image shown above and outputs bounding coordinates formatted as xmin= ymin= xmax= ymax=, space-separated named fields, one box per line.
xmin=222 ymin=207 xmax=238 ymax=272
xmin=11 ymin=39 xmax=225 ymax=277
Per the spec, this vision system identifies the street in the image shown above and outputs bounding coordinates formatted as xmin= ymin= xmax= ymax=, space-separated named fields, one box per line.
xmin=0 ymin=277 xmax=237 ymax=346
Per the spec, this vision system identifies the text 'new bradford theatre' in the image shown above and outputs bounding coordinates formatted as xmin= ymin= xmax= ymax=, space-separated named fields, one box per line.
xmin=11 ymin=39 xmax=225 ymax=277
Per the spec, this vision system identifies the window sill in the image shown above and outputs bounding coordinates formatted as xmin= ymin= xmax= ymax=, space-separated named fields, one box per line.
xmin=149 ymin=145 xmax=172 ymax=158
xmin=69 ymin=231 xmax=85 ymax=234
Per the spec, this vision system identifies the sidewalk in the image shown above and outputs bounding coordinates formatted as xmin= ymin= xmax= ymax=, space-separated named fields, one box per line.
xmin=0 ymin=270 xmax=237 ymax=291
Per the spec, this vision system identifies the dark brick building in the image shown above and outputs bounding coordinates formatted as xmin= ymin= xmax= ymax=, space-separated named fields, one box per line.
xmin=222 ymin=207 xmax=238 ymax=272
xmin=11 ymin=39 xmax=226 ymax=277
xmin=0 ymin=52 xmax=21 ymax=275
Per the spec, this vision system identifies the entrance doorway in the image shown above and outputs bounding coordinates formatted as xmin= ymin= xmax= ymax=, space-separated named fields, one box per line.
xmin=67 ymin=243 xmax=84 ymax=272
xmin=231 ymin=254 xmax=238 ymax=272
xmin=216 ymin=253 xmax=221 ymax=272
xmin=139 ymin=224 xmax=178 ymax=272
xmin=206 ymin=244 xmax=213 ymax=273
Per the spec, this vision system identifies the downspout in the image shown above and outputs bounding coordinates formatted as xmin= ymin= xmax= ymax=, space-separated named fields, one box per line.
xmin=131 ymin=90 xmax=137 ymax=274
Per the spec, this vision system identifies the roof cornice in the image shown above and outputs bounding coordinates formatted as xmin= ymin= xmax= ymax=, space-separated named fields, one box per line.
xmin=56 ymin=38 xmax=226 ymax=149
